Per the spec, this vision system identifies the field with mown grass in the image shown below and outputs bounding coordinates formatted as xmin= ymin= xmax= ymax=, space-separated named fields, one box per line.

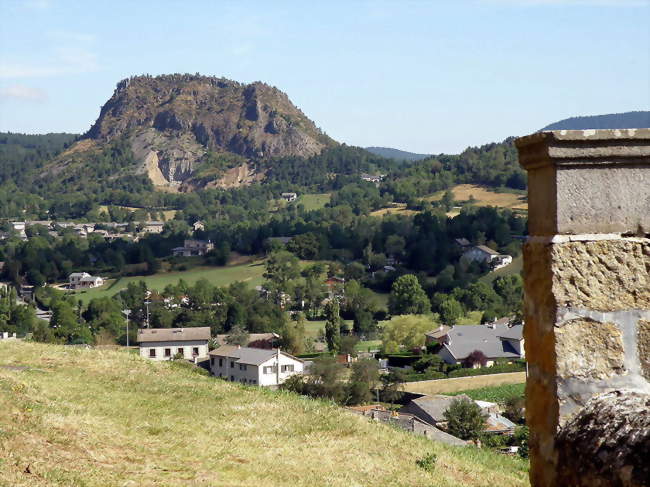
xmin=403 ymin=372 xmax=527 ymax=395
xmin=447 ymin=383 xmax=526 ymax=404
xmin=298 ymin=193 xmax=331 ymax=211
xmin=0 ymin=341 xmax=529 ymax=486
xmin=73 ymin=260 xmax=268 ymax=304
xmin=423 ymin=184 xmax=528 ymax=211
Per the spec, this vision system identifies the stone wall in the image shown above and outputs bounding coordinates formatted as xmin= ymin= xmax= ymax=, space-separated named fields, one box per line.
xmin=516 ymin=129 xmax=650 ymax=487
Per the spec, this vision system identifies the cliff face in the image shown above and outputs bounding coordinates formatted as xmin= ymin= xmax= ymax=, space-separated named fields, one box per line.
xmin=51 ymin=74 xmax=336 ymax=190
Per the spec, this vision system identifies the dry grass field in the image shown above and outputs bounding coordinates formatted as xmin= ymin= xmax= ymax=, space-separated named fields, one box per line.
xmin=425 ymin=184 xmax=528 ymax=211
xmin=370 ymin=203 xmax=419 ymax=218
xmin=0 ymin=341 xmax=529 ymax=487
xmin=402 ymin=372 xmax=527 ymax=395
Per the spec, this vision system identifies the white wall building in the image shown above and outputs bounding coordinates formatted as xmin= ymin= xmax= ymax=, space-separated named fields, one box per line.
xmin=138 ymin=327 xmax=211 ymax=361
xmin=209 ymin=345 xmax=304 ymax=387
xmin=69 ymin=272 xmax=105 ymax=290
xmin=462 ymin=245 xmax=512 ymax=270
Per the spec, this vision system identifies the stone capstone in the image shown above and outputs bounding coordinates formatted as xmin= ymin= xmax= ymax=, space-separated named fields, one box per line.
xmin=638 ymin=320 xmax=650 ymax=381
xmin=555 ymin=390 xmax=650 ymax=487
xmin=550 ymin=239 xmax=650 ymax=312
xmin=556 ymin=319 xmax=626 ymax=381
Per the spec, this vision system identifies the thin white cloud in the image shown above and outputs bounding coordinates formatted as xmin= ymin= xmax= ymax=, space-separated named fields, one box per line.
xmin=0 ymin=84 xmax=48 ymax=102
xmin=0 ymin=46 xmax=99 ymax=79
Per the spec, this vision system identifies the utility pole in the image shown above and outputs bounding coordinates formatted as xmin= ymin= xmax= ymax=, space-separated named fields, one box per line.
xmin=122 ymin=309 xmax=131 ymax=347
xmin=145 ymin=300 xmax=150 ymax=328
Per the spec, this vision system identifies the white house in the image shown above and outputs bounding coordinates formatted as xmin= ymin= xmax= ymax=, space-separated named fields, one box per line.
xmin=68 ymin=272 xmax=104 ymax=290
xmin=209 ymin=345 xmax=304 ymax=387
xmin=138 ymin=327 xmax=211 ymax=361
xmin=142 ymin=221 xmax=164 ymax=234
xmin=281 ymin=192 xmax=297 ymax=202
xmin=462 ymin=245 xmax=512 ymax=270
xmin=193 ymin=220 xmax=205 ymax=232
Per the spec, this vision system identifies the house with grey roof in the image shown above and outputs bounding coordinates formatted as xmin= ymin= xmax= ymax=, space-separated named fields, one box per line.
xmin=213 ymin=332 xmax=280 ymax=349
xmin=437 ymin=322 xmax=525 ymax=366
xmin=138 ymin=327 xmax=211 ymax=362
xmin=462 ymin=245 xmax=512 ymax=270
xmin=209 ymin=345 xmax=304 ymax=387
xmin=399 ymin=394 xmax=473 ymax=426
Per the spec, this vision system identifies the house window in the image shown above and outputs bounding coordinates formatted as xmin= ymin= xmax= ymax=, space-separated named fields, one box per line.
xmin=239 ymin=364 xmax=247 ymax=371
xmin=230 ymin=361 xmax=235 ymax=368
xmin=177 ymin=348 xmax=184 ymax=356
xmin=164 ymin=348 xmax=171 ymax=357
xmin=263 ymin=365 xmax=278 ymax=374
xmin=281 ymin=364 xmax=294 ymax=373
xmin=230 ymin=376 xmax=234 ymax=381
xmin=251 ymin=379 xmax=256 ymax=385
xmin=192 ymin=347 xmax=199 ymax=356
xmin=210 ymin=358 xmax=215 ymax=367
xmin=219 ymin=358 xmax=223 ymax=367
xmin=149 ymin=349 xmax=156 ymax=358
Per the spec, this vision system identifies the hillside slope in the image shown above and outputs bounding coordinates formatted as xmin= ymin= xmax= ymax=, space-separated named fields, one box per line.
xmin=540 ymin=111 xmax=650 ymax=131
xmin=0 ymin=341 xmax=529 ymax=487
xmin=43 ymin=74 xmax=337 ymax=192
xmin=365 ymin=146 xmax=431 ymax=162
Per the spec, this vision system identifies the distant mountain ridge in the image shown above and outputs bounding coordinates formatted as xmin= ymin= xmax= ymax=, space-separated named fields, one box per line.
xmin=541 ymin=111 xmax=650 ymax=131
xmin=364 ymin=146 xmax=430 ymax=162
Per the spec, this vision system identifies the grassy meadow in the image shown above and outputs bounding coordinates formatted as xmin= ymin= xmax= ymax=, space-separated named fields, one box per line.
xmin=402 ymin=372 xmax=527 ymax=395
xmin=424 ymin=184 xmax=528 ymax=211
xmin=74 ymin=261 xmax=267 ymax=304
xmin=447 ymin=383 xmax=526 ymax=404
xmin=0 ymin=341 xmax=529 ymax=486
xmin=298 ymin=193 xmax=331 ymax=211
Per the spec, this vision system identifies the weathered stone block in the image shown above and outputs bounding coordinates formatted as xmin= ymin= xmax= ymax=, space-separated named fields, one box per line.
xmin=551 ymin=240 xmax=650 ymax=312
xmin=516 ymin=129 xmax=650 ymax=236
xmin=555 ymin=391 xmax=650 ymax=487
xmin=638 ymin=320 xmax=650 ymax=381
xmin=556 ymin=319 xmax=625 ymax=381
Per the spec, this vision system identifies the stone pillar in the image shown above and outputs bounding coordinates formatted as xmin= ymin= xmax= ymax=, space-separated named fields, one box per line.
xmin=515 ymin=129 xmax=650 ymax=487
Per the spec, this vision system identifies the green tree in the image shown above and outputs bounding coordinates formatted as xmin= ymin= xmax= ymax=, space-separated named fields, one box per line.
xmin=225 ymin=325 xmax=250 ymax=346
xmin=263 ymin=250 xmax=300 ymax=303
xmin=381 ymin=314 xmax=434 ymax=353
xmin=380 ymin=369 xmax=406 ymax=405
xmin=443 ymin=397 xmax=487 ymax=440
xmin=324 ymin=299 xmax=342 ymax=353
xmin=439 ymin=297 xmax=463 ymax=326
xmin=283 ymin=313 xmax=306 ymax=355
xmin=388 ymin=274 xmax=430 ymax=315
xmin=346 ymin=359 xmax=380 ymax=405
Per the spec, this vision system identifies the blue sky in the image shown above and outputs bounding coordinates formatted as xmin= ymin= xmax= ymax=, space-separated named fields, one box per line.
xmin=0 ymin=0 xmax=648 ymax=154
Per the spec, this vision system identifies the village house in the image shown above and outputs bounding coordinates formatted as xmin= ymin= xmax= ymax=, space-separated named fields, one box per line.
xmin=347 ymin=405 xmax=467 ymax=447
xmin=425 ymin=325 xmax=451 ymax=346
xmin=192 ymin=220 xmax=205 ymax=232
xmin=213 ymin=332 xmax=280 ymax=349
xmin=436 ymin=320 xmax=525 ymax=367
xmin=360 ymin=173 xmax=385 ymax=184
xmin=281 ymin=192 xmax=298 ymax=202
xmin=462 ymin=245 xmax=513 ymax=270
xmin=142 ymin=221 xmax=164 ymax=234
xmin=209 ymin=345 xmax=304 ymax=387
xmin=172 ymin=239 xmax=215 ymax=257
xmin=137 ymin=327 xmax=211 ymax=361
xmin=68 ymin=272 xmax=104 ymax=290
xmin=400 ymin=394 xmax=517 ymax=435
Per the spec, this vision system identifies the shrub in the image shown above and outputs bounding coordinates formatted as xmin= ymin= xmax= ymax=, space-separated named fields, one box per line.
xmin=443 ymin=397 xmax=488 ymax=440
xmin=415 ymin=453 xmax=437 ymax=472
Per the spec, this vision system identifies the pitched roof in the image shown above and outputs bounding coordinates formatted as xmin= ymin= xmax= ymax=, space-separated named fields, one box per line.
xmin=474 ymin=245 xmax=500 ymax=255
xmin=137 ymin=327 xmax=211 ymax=343
xmin=442 ymin=323 xmax=524 ymax=360
xmin=426 ymin=325 xmax=451 ymax=340
xmin=209 ymin=345 xmax=276 ymax=366
xmin=455 ymin=238 xmax=470 ymax=246
xmin=401 ymin=394 xmax=473 ymax=424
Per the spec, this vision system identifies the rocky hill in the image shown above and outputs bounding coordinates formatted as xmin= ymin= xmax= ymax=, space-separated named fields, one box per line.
xmin=540 ymin=111 xmax=650 ymax=131
xmin=46 ymin=74 xmax=337 ymax=191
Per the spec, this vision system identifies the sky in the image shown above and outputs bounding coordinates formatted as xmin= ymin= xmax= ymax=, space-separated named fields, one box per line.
xmin=0 ymin=0 xmax=648 ymax=154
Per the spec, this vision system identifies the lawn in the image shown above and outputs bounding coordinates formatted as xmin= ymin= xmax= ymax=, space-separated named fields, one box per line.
xmin=74 ymin=261 xmax=267 ymax=304
xmin=447 ymin=383 xmax=526 ymax=404
xmin=402 ymin=372 xmax=527 ymax=395
xmin=479 ymin=255 xmax=523 ymax=285
xmin=298 ymin=193 xmax=331 ymax=211
xmin=0 ymin=341 xmax=529 ymax=486
xmin=304 ymin=319 xmax=354 ymax=339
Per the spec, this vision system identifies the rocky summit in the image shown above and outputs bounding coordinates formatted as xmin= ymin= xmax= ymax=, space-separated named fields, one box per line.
xmin=49 ymin=74 xmax=337 ymax=191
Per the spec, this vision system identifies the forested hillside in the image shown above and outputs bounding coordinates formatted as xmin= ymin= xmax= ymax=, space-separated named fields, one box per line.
xmin=541 ymin=111 xmax=650 ymax=131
